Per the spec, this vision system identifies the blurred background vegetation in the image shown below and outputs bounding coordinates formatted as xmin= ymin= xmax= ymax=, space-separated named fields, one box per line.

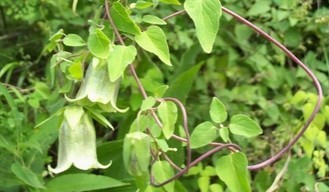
xmin=0 ymin=0 xmax=328 ymax=191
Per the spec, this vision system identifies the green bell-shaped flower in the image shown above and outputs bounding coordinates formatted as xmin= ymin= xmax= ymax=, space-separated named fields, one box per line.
xmin=67 ymin=57 xmax=128 ymax=113
xmin=48 ymin=106 xmax=111 ymax=174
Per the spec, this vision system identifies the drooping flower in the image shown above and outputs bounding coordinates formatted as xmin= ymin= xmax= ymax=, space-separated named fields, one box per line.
xmin=48 ymin=106 xmax=111 ymax=174
xmin=66 ymin=57 xmax=128 ymax=113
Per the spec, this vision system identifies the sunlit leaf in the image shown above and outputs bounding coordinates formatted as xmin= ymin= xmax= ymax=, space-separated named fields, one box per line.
xmin=157 ymin=101 xmax=177 ymax=139
xmin=210 ymin=97 xmax=227 ymax=123
xmin=142 ymin=15 xmax=167 ymax=25
xmin=229 ymin=115 xmax=262 ymax=137
xmin=107 ymin=45 xmax=137 ymax=82
xmin=159 ymin=0 xmax=181 ymax=5
xmin=215 ymin=152 xmax=251 ymax=192
xmin=110 ymin=2 xmax=141 ymax=35
xmin=152 ymin=161 xmax=175 ymax=192
xmin=135 ymin=26 xmax=171 ymax=66
xmin=87 ymin=28 xmax=110 ymax=59
xmin=63 ymin=34 xmax=86 ymax=47
xmin=190 ymin=122 xmax=218 ymax=148
xmin=184 ymin=0 xmax=221 ymax=53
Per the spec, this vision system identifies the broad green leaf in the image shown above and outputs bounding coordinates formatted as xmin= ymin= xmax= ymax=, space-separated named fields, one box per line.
xmin=157 ymin=101 xmax=178 ymax=139
xmin=68 ymin=60 xmax=83 ymax=80
xmin=110 ymin=2 xmax=141 ymax=35
xmin=130 ymin=114 xmax=150 ymax=133
xmin=219 ymin=127 xmax=230 ymax=142
xmin=165 ymin=62 xmax=203 ymax=102
xmin=229 ymin=114 xmax=262 ymax=137
xmin=152 ymin=161 xmax=175 ymax=192
xmin=142 ymin=15 xmax=167 ymax=25
xmin=87 ymin=28 xmax=110 ymax=59
xmin=45 ymin=173 xmax=127 ymax=192
xmin=107 ymin=45 xmax=137 ymax=82
xmin=132 ymin=1 xmax=153 ymax=9
xmin=159 ymin=0 xmax=181 ymax=5
xmin=198 ymin=176 xmax=210 ymax=192
xmin=210 ymin=97 xmax=227 ymax=123
xmin=135 ymin=26 xmax=171 ymax=66
xmin=140 ymin=96 xmax=157 ymax=111
xmin=63 ymin=34 xmax=86 ymax=47
xmin=190 ymin=122 xmax=218 ymax=148
xmin=215 ymin=152 xmax=251 ymax=192
xmin=11 ymin=162 xmax=45 ymax=189
xmin=184 ymin=0 xmax=221 ymax=53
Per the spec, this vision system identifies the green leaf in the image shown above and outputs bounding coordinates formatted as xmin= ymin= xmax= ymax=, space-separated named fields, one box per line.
xmin=140 ymin=96 xmax=157 ymax=111
xmin=165 ymin=62 xmax=203 ymax=102
xmin=135 ymin=26 xmax=171 ymax=66
xmin=229 ymin=114 xmax=262 ymax=137
xmin=87 ymin=28 xmax=110 ymax=59
xmin=152 ymin=161 xmax=175 ymax=192
xmin=219 ymin=127 xmax=230 ymax=142
xmin=63 ymin=34 xmax=86 ymax=47
xmin=190 ymin=122 xmax=218 ymax=148
xmin=210 ymin=97 xmax=227 ymax=123
xmin=247 ymin=1 xmax=271 ymax=16
xmin=159 ymin=0 xmax=181 ymax=5
xmin=11 ymin=162 xmax=45 ymax=189
xmin=157 ymin=101 xmax=178 ymax=139
xmin=45 ymin=173 xmax=128 ymax=192
xmin=215 ymin=152 xmax=251 ymax=192
xmin=184 ymin=0 xmax=221 ymax=53
xmin=85 ymin=106 xmax=114 ymax=130
xmin=132 ymin=1 xmax=153 ymax=9
xmin=110 ymin=2 xmax=141 ymax=35
xmin=142 ymin=15 xmax=167 ymax=25
xmin=107 ymin=45 xmax=137 ymax=82
xmin=68 ymin=60 xmax=83 ymax=80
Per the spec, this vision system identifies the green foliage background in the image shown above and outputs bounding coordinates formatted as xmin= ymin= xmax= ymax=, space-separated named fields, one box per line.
xmin=0 ymin=0 xmax=329 ymax=191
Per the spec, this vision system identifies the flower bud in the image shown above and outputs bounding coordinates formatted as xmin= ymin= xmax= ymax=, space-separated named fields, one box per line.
xmin=123 ymin=132 xmax=151 ymax=176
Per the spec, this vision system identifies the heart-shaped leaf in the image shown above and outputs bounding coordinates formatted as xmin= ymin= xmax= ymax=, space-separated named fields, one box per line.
xmin=229 ymin=114 xmax=262 ymax=137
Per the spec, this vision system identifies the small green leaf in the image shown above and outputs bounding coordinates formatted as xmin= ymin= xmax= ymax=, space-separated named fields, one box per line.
xmin=85 ymin=106 xmax=114 ymax=130
xmin=219 ymin=127 xmax=230 ymax=142
xmin=215 ymin=152 xmax=251 ymax=192
xmin=45 ymin=173 xmax=127 ymax=192
xmin=229 ymin=114 xmax=262 ymax=138
xmin=87 ymin=28 xmax=110 ymax=59
xmin=107 ymin=45 xmax=137 ymax=82
xmin=152 ymin=161 xmax=175 ymax=192
xmin=157 ymin=101 xmax=178 ymax=139
xmin=159 ymin=0 xmax=181 ymax=5
xmin=68 ymin=60 xmax=83 ymax=80
xmin=142 ymin=15 xmax=167 ymax=25
xmin=11 ymin=162 xmax=45 ymax=189
xmin=184 ymin=0 xmax=221 ymax=53
xmin=190 ymin=122 xmax=218 ymax=148
xmin=135 ymin=26 xmax=171 ymax=66
xmin=110 ymin=2 xmax=141 ymax=35
xmin=132 ymin=1 xmax=153 ymax=9
xmin=210 ymin=97 xmax=227 ymax=123
xmin=140 ymin=96 xmax=157 ymax=111
xmin=63 ymin=34 xmax=86 ymax=47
